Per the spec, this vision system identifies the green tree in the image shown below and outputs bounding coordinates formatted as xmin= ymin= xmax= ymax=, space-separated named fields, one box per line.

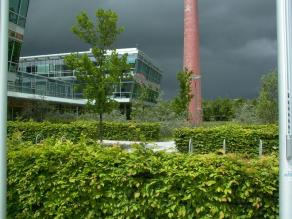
xmin=202 ymin=100 xmax=213 ymax=121
xmin=256 ymin=71 xmax=278 ymax=124
xmin=235 ymin=101 xmax=259 ymax=124
xmin=65 ymin=9 xmax=130 ymax=141
xmin=203 ymin=98 xmax=235 ymax=121
xmin=131 ymin=95 xmax=189 ymax=139
xmin=172 ymin=69 xmax=192 ymax=117
xmin=131 ymin=83 xmax=149 ymax=120
xmin=213 ymin=98 xmax=235 ymax=121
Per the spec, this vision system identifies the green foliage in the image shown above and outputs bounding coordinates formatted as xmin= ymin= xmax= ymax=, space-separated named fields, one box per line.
xmin=65 ymin=9 xmax=129 ymax=115
xmin=131 ymin=84 xmax=153 ymax=120
xmin=173 ymin=69 xmax=192 ymax=117
xmin=8 ymin=141 xmax=278 ymax=218
xmin=256 ymin=71 xmax=278 ymax=124
xmin=102 ymin=110 xmax=127 ymax=122
xmin=202 ymin=98 xmax=262 ymax=124
xmin=132 ymin=99 xmax=190 ymax=139
xmin=43 ymin=111 xmax=78 ymax=123
xmin=44 ymin=111 xmax=127 ymax=123
xmin=15 ymin=100 xmax=56 ymax=122
xmin=64 ymin=9 xmax=130 ymax=141
xmin=175 ymin=124 xmax=278 ymax=155
xmin=71 ymin=10 xmax=123 ymax=48
xmin=7 ymin=121 xmax=160 ymax=142
xmin=203 ymin=98 xmax=237 ymax=121
xmin=235 ymin=102 xmax=259 ymax=124
xmin=132 ymin=100 xmax=175 ymax=122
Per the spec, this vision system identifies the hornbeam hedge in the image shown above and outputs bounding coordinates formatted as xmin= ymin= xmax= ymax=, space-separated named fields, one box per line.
xmin=7 ymin=121 xmax=160 ymax=142
xmin=175 ymin=124 xmax=278 ymax=155
xmin=8 ymin=140 xmax=278 ymax=218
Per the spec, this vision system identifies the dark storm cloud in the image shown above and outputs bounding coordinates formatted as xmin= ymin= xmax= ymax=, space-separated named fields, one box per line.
xmin=22 ymin=0 xmax=277 ymax=99
xmin=198 ymin=0 xmax=276 ymax=99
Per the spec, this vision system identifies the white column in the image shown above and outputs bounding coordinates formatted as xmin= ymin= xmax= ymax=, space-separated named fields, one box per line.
xmin=277 ymin=0 xmax=292 ymax=218
xmin=0 ymin=0 xmax=8 ymax=217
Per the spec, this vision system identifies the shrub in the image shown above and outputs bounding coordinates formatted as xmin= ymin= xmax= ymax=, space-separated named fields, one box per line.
xmin=175 ymin=124 xmax=278 ymax=155
xmin=8 ymin=140 xmax=278 ymax=218
xmin=235 ymin=103 xmax=259 ymax=124
xmin=43 ymin=111 xmax=78 ymax=123
xmin=131 ymin=100 xmax=189 ymax=139
xmin=43 ymin=111 xmax=128 ymax=123
xmin=7 ymin=121 xmax=160 ymax=142
xmin=203 ymin=98 xmax=236 ymax=121
xmin=256 ymin=71 xmax=278 ymax=124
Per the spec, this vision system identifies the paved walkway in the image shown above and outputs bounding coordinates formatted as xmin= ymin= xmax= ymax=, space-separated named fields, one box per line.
xmin=102 ymin=140 xmax=177 ymax=152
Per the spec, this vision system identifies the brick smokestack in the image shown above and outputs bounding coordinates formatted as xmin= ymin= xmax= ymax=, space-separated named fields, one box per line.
xmin=184 ymin=0 xmax=202 ymax=125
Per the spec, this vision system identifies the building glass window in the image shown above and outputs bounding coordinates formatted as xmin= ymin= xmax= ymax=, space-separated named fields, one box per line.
xmin=9 ymin=11 xmax=18 ymax=24
xmin=8 ymin=39 xmax=22 ymax=73
xmin=9 ymin=0 xmax=29 ymax=27
xmin=16 ymin=50 xmax=161 ymax=102
xmin=8 ymin=40 xmax=14 ymax=61
xmin=20 ymin=0 xmax=29 ymax=17
xmin=37 ymin=64 xmax=45 ymax=74
xmin=127 ymin=54 xmax=137 ymax=64
xmin=11 ymin=41 xmax=21 ymax=63
xmin=10 ymin=0 xmax=20 ymax=13
xmin=18 ymin=17 xmax=26 ymax=27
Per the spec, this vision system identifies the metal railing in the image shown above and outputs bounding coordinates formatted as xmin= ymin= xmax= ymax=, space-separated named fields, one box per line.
xmin=8 ymin=71 xmax=77 ymax=99
xmin=9 ymin=10 xmax=27 ymax=28
xmin=8 ymin=71 xmax=139 ymax=101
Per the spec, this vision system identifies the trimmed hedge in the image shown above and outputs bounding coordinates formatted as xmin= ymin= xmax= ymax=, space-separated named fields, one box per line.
xmin=175 ymin=124 xmax=278 ymax=155
xmin=7 ymin=121 xmax=160 ymax=142
xmin=8 ymin=140 xmax=278 ymax=218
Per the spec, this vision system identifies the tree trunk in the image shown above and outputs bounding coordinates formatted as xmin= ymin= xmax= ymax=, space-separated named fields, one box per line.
xmin=99 ymin=113 xmax=103 ymax=142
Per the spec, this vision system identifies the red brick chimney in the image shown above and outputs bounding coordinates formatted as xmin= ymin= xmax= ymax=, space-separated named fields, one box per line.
xmin=184 ymin=0 xmax=202 ymax=125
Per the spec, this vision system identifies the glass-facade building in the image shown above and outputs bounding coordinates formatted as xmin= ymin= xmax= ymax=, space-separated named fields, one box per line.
xmin=7 ymin=0 xmax=162 ymax=117
xmin=19 ymin=48 xmax=163 ymax=103
xmin=7 ymin=0 xmax=83 ymax=102
xmin=8 ymin=0 xmax=29 ymax=73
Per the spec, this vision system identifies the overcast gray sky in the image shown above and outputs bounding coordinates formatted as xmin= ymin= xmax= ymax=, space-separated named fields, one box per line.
xmin=22 ymin=0 xmax=277 ymax=99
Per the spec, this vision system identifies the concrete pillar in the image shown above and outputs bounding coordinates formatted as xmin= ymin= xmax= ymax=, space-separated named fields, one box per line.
xmin=184 ymin=0 xmax=202 ymax=125
xmin=0 ymin=0 xmax=8 ymax=215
